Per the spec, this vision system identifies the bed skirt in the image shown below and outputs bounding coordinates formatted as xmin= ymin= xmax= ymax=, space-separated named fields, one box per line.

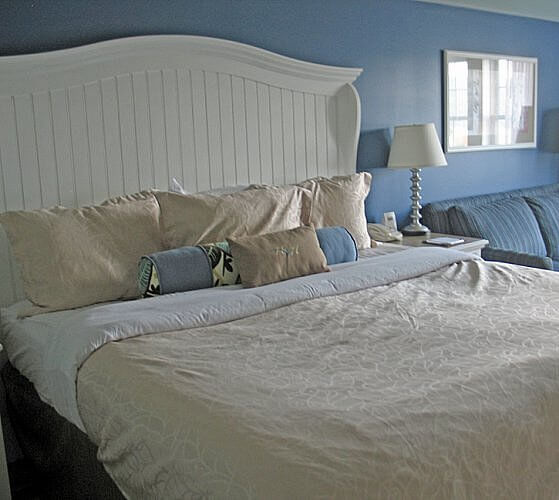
xmin=1 ymin=362 xmax=123 ymax=499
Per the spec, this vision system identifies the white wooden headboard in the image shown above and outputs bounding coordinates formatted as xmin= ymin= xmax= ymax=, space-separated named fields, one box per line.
xmin=0 ymin=35 xmax=362 ymax=306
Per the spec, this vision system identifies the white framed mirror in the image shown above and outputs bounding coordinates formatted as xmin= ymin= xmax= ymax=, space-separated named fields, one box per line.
xmin=444 ymin=50 xmax=537 ymax=153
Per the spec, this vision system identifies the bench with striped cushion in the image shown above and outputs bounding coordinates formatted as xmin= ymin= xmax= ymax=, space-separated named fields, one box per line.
xmin=525 ymin=195 xmax=559 ymax=270
xmin=448 ymin=198 xmax=551 ymax=270
xmin=423 ymin=183 xmax=559 ymax=270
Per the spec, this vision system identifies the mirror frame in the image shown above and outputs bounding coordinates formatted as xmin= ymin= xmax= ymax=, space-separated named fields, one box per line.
xmin=443 ymin=50 xmax=538 ymax=153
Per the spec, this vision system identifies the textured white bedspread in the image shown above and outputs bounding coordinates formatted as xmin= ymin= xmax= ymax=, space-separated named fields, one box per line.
xmin=74 ymin=253 xmax=559 ymax=499
xmin=1 ymin=247 xmax=467 ymax=430
xmin=5 ymin=247 xmax=559 ymax=498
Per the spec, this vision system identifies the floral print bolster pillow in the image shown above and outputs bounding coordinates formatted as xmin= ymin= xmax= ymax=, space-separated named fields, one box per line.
xmin=199 ymin=241 xmax=241 ymax=287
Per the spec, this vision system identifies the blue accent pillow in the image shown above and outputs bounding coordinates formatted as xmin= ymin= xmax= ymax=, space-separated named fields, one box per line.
xmin=315 ymin=226 xmax=358 ymax=265
xmin=448 ymin=197 xmax=547 ymax=256
xmin=139 ymin=246 xmax=213 ymax=296
xmin=524 ymin=195 xmax=559 ymax=260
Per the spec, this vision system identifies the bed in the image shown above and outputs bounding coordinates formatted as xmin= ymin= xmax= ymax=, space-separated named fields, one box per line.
xmin=1 ymin=35 xmax=559 ymax=500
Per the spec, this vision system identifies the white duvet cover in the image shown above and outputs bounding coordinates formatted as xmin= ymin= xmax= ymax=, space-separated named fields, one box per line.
xmin=1 ymin=247 xmax=463 ymax=430
xmin=4 ymin=247 xmax=559 ymax=498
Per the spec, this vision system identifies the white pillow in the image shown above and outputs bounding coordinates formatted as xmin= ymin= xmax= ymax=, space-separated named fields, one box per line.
xmin=156 ymin=185 xmax=312 ymax=248
xmin=169 ymin=177 xmax=188 ymax=195
xmin=0 ymin=195 xmax=164 ymax=316
xmin=169 ymin=177 xmax=248 ymax=197
xmin=297 ymin=172 xmax=372 ymax=249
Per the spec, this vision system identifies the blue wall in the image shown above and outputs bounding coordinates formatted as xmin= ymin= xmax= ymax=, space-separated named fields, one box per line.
xmin=1 ymin=0 xmax=559 ymax=224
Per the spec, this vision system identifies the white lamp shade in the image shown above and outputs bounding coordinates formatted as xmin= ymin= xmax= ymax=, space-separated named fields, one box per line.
xmin=387 ymin=123 xmax=447 ymax=169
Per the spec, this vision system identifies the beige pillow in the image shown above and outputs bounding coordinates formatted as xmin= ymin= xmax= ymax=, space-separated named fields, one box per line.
xmin=101 ymin=189 xmax=159 ymax=205
xmin=0 ymin=195 xmax=164 ymax=314
xmin=228 ymin=226 xmax=329 ymax=288
xmin=156 ymin=185 xmax=312 ymax=249
xmin=298 ymin=172 xmax=372 ymax=249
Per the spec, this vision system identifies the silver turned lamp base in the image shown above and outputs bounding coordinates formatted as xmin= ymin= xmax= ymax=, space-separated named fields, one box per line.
xmin=402 ymin=223 xmax=430 ymax=236
xmin=402 ymin=167 xmax=430 ymax=236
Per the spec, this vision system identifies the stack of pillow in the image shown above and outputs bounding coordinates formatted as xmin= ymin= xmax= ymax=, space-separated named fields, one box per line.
xmin=0 ymin=173 xmax=371 ymax=316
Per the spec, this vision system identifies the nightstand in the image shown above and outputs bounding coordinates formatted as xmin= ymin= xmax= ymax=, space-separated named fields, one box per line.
xmin=383 ymin=232 xmax=488 ymax=256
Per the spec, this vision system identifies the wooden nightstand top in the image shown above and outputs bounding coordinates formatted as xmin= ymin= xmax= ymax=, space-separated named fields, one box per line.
xmin=382 ymin=232 xmax=489 ymax=255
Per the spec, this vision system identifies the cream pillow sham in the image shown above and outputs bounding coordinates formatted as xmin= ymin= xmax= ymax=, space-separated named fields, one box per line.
xmin=228 ymin=225 xmax=329 ymax=288
xmin=0 ymin=195 xmax=163 ymax=315
xmin=156 ymin=185 xmax=312 ymax=248
xmin=297 ymin=172 xmax=372 ymax=249
xmin=100 ymin=189 xmax=159 ymax=205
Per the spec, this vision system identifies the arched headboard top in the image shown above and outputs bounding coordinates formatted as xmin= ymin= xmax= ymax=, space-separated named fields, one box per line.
xmin=0 ymin=35 xmax=362 ymax=306
xmin=0 ymin=35 xmax=362 ymax=96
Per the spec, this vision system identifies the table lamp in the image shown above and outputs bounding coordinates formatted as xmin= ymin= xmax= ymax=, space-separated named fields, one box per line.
xmin=387 ymin=123 xmax=447 ymax=235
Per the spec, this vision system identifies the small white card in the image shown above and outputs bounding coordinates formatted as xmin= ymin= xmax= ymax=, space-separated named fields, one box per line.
xmin=424 ymin=237 xmax=465 ymax=247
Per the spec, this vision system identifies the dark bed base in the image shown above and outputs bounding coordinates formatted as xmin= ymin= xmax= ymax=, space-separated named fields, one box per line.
xmin=1 ymin=362 xmax=123 ymax=499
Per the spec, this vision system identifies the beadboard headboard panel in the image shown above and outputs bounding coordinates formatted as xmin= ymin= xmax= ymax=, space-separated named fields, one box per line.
xmin=0 ymin=35 xmax=362 ymax=306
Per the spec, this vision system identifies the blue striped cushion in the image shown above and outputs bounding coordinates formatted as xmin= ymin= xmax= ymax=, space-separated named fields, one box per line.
xmin=524 ymin=195 xmax=559 ymax=260
xmin=448 ymin=198 xmax=547 ymax=256
xmin=423 ymin=183 xmax=559 ymax=234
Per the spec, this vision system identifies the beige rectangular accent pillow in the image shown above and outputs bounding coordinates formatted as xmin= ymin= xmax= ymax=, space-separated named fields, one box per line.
xmin=0 ymin=195 xmax=164 ymax=314
xmin=156 ymin=185 xmax=312 ymax=249
xmin=228 ymin=226 xmax=329 ymax=288
xmin=297 ymin=172 xmax=372 ymax=249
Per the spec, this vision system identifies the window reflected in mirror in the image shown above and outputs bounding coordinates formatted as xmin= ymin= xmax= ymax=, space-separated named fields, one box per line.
xmin=444 ymin=50 xmax=537 ymax=152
